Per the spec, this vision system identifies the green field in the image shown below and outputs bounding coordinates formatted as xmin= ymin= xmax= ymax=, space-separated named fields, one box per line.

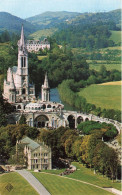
xmin=32 ymin=162 xmax=121 ymax=191
xmin=32 ymin=172 xmax=113 ymax=195
xmin=67 ymin=162 xmax=121 ymax=190
xmin=87 ymin=60 xmax=121 ymax=72
xmin=110 ymin=31 xmax=121 ymax=45
xmin=0 ymin=172 xmax=38 ymax=195
xmin=29 ymin=28 xmax=58 ymax=40
xmin=78 ymin=83 xmax=121 ymax=110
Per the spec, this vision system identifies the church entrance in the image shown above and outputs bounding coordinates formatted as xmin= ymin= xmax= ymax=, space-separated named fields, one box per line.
xmin=22 ymin=88 xmax=26 ymax=94
xmin=35 ymin=115 xmax=49 ymax=128
xmin=67 ymin=115 xmax=75 ymax=129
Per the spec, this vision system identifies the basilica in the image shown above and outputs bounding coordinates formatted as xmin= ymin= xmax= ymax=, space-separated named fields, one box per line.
xmin=3 ymin=25 xmax=56 ymax=109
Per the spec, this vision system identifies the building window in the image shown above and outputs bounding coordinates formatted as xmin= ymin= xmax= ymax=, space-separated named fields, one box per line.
xmin=21 ymin=57 xmax=23 ymax=67
xmin=44 ymin=153 xmax=48 ymax=157
xmin=24 ymin=57 xmax=26 ymax=67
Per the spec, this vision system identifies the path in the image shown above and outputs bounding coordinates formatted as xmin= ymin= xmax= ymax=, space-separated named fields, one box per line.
xmin=15 ymin=170 xmax=50 ymax=195
xmin=39 ymin=172 xmax=121 ymax=195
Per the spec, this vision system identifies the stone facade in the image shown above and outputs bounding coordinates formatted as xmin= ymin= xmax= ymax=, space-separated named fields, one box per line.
xmin=26 ymin=38 xmax=50 ymax=53
xmin=17 ymin=136 xmax=52 ymax=170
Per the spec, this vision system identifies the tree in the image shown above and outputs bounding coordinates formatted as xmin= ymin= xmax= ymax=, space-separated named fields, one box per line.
xmin=19 ymin=114 xmax=26 ymax=124
xmin=80 ymin=135 xmax=91 ymax=165
xmin=0 ymin=89 xmax=7 ymax=127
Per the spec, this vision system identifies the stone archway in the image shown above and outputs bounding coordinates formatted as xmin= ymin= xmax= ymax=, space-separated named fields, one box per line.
xmin=85 ymin=118 xmax=89 ymax=121
xmin=34 ymin=115 xmax=49 ymax=128
xmin=77 ymin=116 xmax=83 ymax=124
xmin=67 ymin=115 xmax=75 ymax=129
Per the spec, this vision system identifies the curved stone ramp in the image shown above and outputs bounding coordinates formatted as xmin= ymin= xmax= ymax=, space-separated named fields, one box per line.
xmin=15 ymin=170 xmax=50 ymax=195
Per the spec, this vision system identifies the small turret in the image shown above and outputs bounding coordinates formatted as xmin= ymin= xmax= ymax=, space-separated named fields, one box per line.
xmin=10 ymin=71 xmax=15 ymax=89
xmin=41 ymin=73 xmax=50 ymax=102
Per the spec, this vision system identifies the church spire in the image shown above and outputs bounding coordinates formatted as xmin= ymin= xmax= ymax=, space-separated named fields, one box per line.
xmin=44 ymin=72 xmax=49 ymax=88
xmin=20 ymin=24 xmax=25 ymax=47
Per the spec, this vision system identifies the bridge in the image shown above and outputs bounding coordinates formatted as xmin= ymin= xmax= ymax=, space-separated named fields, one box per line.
xmin=7 ymin=108 xmax=121 ymax=134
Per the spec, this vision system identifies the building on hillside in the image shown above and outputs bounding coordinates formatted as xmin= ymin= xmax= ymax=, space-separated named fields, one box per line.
xmin=26 ymin=38 xmax=50 ymax=53
xmin=16 ymin=136 xmax=52 ymax=170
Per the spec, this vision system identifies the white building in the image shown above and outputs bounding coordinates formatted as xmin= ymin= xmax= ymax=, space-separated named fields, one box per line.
xmin=17 ymin=136 xmax=52 ymax=170
xmin=26 ymin=38 xmax=50 ymax=53
xmin=3 ymin=25 xmax=51 ymax=107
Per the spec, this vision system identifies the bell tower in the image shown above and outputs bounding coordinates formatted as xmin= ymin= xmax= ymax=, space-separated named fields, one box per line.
xmin=17 ymin=25 xmax=29 ymax=98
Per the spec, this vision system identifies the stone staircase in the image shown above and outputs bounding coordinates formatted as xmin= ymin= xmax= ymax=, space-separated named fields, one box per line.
xmin=15 ymin=169 xmax=50 ymax=195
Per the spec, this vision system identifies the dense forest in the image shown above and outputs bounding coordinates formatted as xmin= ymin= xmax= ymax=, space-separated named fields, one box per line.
xmin=53 ymin=21 xmax=119 ymax=49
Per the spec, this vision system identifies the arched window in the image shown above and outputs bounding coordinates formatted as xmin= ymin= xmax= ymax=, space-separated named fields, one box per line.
xmin=47 ymin=104 xmax=51 ymax=108
xmin=77 ymin=116 xmax=83 ymax=124
xmin=18 ymin=105 xmax=21 ymax=109
xmin=67 ymin=115 xmax=75 ymax=129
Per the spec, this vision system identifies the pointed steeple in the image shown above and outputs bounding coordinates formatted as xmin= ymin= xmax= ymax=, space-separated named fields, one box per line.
xmin=44 ymin=72 xmax=49 ymax=88
xmin=20 ymin=24 xmax=25 ymax=47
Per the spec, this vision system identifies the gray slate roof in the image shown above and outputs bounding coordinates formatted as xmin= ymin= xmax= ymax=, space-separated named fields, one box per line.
xmin=12 ymin=66 xmax=17 ymax=73
xmin=21 ymin=136 xmax=40 ymax=150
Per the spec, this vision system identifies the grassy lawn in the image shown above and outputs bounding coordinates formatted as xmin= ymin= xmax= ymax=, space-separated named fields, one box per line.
xmin=30 ymin=168 xmax=65 ymax=175
xmin=37 ymin=55 xmax=47 ymax=60
xmin=88 ymin=61 xmax=121 ymax=72
xmin=32 ymin=172 xmax=113 ymax=195
xmin=66 ymin=162 xmax=121 ymax=191
xmin=78 ymin=83 xmax=121 ymax=110
xmin=0 ymin=172 xmax=38 ymax=195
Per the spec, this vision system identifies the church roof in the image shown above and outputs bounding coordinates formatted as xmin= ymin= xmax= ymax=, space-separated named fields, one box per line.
xmin=20 ymin=136 xmax=40 ymax=150
xmin=12 ymin=66 xmax=17 ymax=73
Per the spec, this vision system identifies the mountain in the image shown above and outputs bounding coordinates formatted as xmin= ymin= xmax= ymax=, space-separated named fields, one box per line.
xmin=0 ymin=12 xmax=39 ymax=35
xmin=26 ymin=11 xmax=81 ymax=29
xmin=69 ymin=9 xmax=121 ymax=27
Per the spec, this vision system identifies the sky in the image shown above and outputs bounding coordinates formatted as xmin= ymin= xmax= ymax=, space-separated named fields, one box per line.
xmin=0 ymin=0 xmax=121 ymax=18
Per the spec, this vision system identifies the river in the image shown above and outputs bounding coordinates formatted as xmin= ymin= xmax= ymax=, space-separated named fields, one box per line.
xmin=50 ymin=88 xmax=79 ymax=112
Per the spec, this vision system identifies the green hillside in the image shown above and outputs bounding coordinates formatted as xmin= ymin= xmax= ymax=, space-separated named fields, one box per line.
xmin=33 ymin=172 xmax=113 ymax=195
xmin=29 ymin=28 xmax=58 ymax=40
xmin=0 ymin=12 xmax=39 ymax=35
xmin=26 ymin=11 xmax=80 ymax=27
xmin=78 ymin=83 xmax=121 ymax=110
xmin=110 ymin=30 xmax=121 ymax=44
